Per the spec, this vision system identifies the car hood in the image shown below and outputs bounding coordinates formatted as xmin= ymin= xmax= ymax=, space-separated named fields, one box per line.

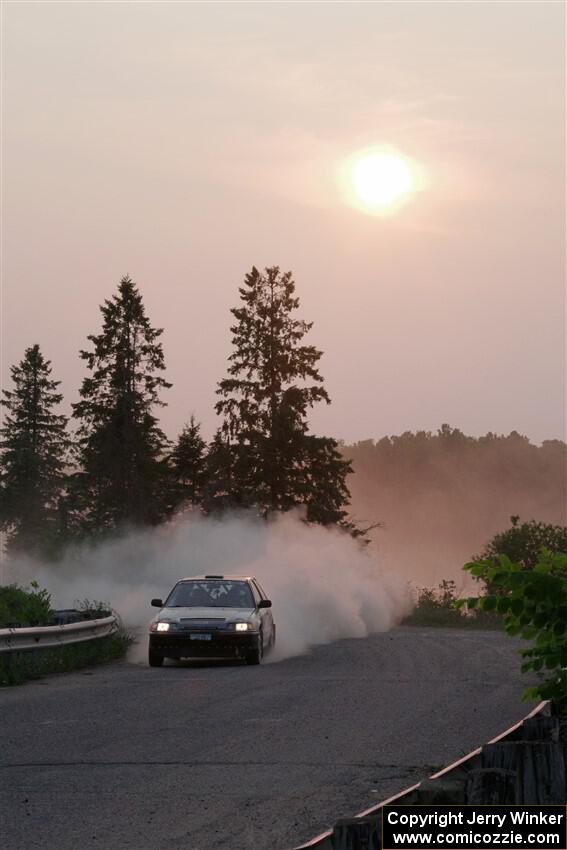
xmin=153 ymin=606 xmax=256 ymax=624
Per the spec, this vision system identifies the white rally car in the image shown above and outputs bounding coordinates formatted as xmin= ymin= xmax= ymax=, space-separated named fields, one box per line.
xmin=148 ymin=575 xmax=276 ymax=667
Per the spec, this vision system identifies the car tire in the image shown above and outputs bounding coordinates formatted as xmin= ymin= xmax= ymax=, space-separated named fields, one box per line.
xmin=246 ymin=633 xmax=263 ymax=665
xmin=271 ymin=624 xmax=276 ymax=648
xmin=148 ymin=648 xmax=164 ymax=667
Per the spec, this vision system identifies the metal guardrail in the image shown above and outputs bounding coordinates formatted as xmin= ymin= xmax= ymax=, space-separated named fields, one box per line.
xmin=293 ymin=700 xmax=548 ymax=850
xmin=0 ymin=615 xmax=118 ymax=655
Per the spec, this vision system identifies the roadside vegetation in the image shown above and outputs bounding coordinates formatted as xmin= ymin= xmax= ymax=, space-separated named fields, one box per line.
xmin=404 ymin=517 xmax=567 ymax=638
xmin=0 ymin=584 xmax=131 ymax=686
xmin=0 ymin=581 xmax=53 ymax=628
xmin=437 ymin=516 xmax=567 ymax=712
xmin=470 ymin=516 xmax=567 ymax=592
xmin=0 ymin=631 xmax=131 ymax=686
xmin=402 ymin=579 xmax=502 ymax=628
xmin=459 ymin=549 xmax=567 ymax=712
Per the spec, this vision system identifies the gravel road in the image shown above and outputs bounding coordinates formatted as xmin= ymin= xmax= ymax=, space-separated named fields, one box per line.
xmin=0 ymin=626 xmax=533 ymax=850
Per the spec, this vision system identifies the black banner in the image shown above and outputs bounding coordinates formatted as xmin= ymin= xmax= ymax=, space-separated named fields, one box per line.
xmin=382 ymin=805 xmax=567 ymax=850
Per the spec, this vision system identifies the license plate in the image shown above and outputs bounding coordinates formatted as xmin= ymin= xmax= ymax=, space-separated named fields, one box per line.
xmin=190 ymin=633 xmax=212 ymax=641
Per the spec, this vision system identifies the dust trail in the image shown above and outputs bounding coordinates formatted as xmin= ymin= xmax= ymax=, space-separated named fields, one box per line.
xmin=6 ymin=511 xmax=412 ymax=664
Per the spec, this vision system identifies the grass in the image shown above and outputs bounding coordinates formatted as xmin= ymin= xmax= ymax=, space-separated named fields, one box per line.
xmin=402 ymin=579 xmax=503 ymax=629
xmin=0 ymin=631 xmax=132 ymax=686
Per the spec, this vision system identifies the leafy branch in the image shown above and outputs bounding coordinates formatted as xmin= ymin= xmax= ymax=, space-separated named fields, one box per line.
xmin=458 ymin=549 xmax=567 ymax=709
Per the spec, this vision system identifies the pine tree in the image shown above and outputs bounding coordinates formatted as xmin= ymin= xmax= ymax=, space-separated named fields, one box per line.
xmin=0 ymin=345 xmax=70 ymax=558
xmin=170 ymin=416 xmax=206 ymax=510
xmin=202 ymin=429 xmax=238 ymax=514
xmin=72 ymin=275 xmax=171 ymax=532
xmin=215 ymin=265 xmax=354 ymax=528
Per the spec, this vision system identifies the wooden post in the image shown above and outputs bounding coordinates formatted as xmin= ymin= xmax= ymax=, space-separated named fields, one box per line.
xmin=331 ymin=816 xmax=381 ymax=850
xmin=465 ymin=768 xmax=517 ymax=803
xmin=481 ymin=741 xmax=566 ymax=803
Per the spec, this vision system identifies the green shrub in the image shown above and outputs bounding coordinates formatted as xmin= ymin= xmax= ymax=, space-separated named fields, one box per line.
xmin=403 ymin=579 xmax=501 ymax=628
xmin=472 ymin=517 xmax=567 ymax=592
xmin=459 ymin=549 xmax=567 ymax=710
xmin=0 ymin=581 xmax=53 ymax=628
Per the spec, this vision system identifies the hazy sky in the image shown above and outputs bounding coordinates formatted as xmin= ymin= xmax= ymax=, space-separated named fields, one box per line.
xmin=2 ymin=1 xmax=565 ymax=444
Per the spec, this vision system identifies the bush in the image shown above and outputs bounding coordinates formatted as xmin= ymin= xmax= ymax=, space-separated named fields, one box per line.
xmin=403 ymin=579 xmax=501 ymax=628
xmin=460 ymin=550 xmax=567 ymax=710
xmin=473 ymin=517 xmax=567 ymax=591
xmin=0 ymin=581 xmax=53 ymax=628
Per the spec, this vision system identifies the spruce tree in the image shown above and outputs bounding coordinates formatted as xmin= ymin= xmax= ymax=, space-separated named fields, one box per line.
xmin=170 ymin=416 xmax=206 ymax=510
xmin=202 ymin=428 xmax=246 ymax=514
xmin=72 ymin=275 xmax=171 ymax=532
xmin=0 ymin=345 xmax=70 ymax=558
xmin=215 ymin=265 xmax=353 ymax=528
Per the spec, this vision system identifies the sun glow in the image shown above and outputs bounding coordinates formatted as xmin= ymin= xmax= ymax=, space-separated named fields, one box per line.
xmin=339 ymin=147 xmax=422 ymax=216
xmin=353 ymin=153 xmax=412 ymax=207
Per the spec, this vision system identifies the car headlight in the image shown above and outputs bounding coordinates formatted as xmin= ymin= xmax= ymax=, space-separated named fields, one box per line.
xmin=233 ymin=621 xmax=256 ymax=632
xmin=150 ymin=621 xmax=171 ymax=632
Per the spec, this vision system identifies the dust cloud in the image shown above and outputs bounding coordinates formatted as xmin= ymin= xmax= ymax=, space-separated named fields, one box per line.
xmin=5 ymin=511 xmax=412 ymax=664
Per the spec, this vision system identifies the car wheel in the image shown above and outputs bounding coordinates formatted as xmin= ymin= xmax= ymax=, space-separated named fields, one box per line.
xmin=270 ymin=624 xmax=276 ymax=649
xmin=148 ymin=648 xmax=164 ymax=667
xmin=246 ymin=633 xmax=263 ymax=665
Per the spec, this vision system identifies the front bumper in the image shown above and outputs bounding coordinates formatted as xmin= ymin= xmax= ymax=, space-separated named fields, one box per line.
xmin=149 ymin=631 xmax=259 ymax=659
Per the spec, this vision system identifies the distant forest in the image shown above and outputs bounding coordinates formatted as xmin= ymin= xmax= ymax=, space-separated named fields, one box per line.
xmin=343 ymin=426 xmax=566 ymax=585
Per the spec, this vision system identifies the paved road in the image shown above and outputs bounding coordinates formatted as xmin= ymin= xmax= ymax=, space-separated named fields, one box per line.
xmin=0 ymin=627 xmax=533 ymax=850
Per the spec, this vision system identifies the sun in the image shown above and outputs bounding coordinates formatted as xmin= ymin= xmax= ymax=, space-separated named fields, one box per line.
xmin=339 ymin=147 xmax=421 ymax=216
xmin=353 ymin=152 xmax=413 ymax=208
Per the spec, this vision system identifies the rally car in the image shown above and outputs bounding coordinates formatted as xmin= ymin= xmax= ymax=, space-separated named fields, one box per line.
xmin=148 ymin=575 xmax=275 ymax=667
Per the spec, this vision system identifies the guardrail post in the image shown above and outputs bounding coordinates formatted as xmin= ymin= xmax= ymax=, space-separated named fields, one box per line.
xmin=292 ymin=702 xmax=553 ymax=850
xmin=331 ymin=816 xmax=380 ymax=850
xmin=481 ymin=740 xmax=566 ymax=803
xmin=465 ymin=767 xmax=516 ymax=803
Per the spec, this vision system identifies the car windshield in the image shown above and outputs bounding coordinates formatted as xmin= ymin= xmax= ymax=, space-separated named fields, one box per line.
xmin=165 ymin=580 xmax=254 ymax=609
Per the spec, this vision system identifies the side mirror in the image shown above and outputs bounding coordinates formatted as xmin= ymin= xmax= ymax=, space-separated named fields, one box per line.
xmin=151 ymin=598 xmax=163 ymax=608
xmin=258 ymin=599 xmax=272 ymax=609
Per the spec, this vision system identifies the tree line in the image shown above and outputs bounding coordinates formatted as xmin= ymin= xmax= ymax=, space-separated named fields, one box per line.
xmin=343 ymin=428 xmax=566 ymax=584
xmin=345 ymin=427 xmax=566 ymax=524
xmin=0 ymin=268 xmax=356 ymax=560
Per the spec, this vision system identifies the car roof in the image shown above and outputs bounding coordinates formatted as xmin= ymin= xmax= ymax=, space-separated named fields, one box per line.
xmin=177 ymin=575 xmax=254 ymax=582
